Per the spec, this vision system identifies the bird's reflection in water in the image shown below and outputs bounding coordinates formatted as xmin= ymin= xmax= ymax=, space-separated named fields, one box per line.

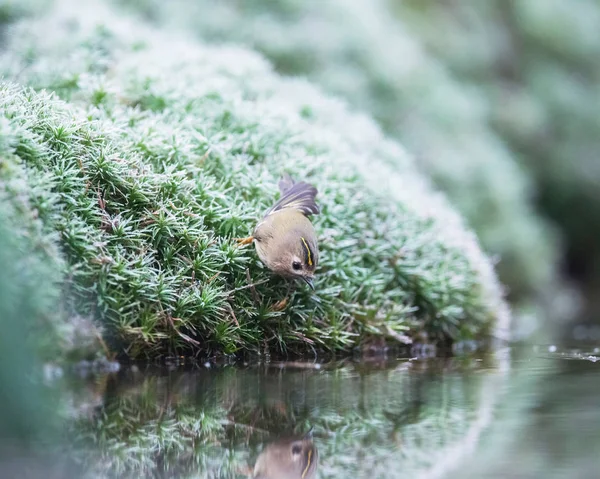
xmin=253 ymin=429 xmax=318 ymax=479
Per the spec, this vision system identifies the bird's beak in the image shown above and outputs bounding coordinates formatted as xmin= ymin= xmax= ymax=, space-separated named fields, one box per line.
xmin=303 ymin=277 xmax=315 ymax=290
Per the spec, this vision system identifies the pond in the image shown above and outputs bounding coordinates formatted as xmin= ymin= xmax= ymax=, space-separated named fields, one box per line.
xmin=3 ymin=345 xmax=599 ymax=478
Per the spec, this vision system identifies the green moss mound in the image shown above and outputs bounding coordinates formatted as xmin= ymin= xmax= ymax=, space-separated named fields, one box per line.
xmin=111 ymin=0 xmax=560 ymax=305
xmin=0 ymin=113 xmax=104 ymax=362
xmin=0 ymin=0 xmax=508 ymax=358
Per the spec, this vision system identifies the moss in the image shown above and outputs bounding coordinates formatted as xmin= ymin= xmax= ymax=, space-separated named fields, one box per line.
xmin=0 ymin=0 xmax=508 ymax=358
xmin=111 ymin=0 xmax=560 ymax=305
xmin=0 ymin=111 xmax=104 ymax=362
xmin=0 ymin=139 xmax=64 ymax=444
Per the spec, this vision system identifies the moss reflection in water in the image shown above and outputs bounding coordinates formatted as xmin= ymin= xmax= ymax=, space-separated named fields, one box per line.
xmin=62 ymin=355 xmax=507 ymax=478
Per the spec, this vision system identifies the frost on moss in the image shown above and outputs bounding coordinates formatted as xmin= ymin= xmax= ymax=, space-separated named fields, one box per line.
xmin=112 ymin=0 xmax=560 ymax=304
xmin=0 ymin=115 xmax=104 ymax=362
xmin=0 ymin=0 xmax=509 ymax=358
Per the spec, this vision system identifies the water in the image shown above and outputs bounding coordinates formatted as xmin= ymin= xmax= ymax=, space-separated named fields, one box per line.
xmin=3 ymin=346 xmax=600 ymax=478
xmin=458 ymin=348 xmax=600 ymax=479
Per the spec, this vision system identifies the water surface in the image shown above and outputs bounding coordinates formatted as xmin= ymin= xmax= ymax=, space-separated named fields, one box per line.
xmin=7 ymin=346 xmax=600 ymax=478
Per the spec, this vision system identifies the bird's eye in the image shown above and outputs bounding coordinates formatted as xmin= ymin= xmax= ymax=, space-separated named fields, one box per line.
xmin=292 ymin=261 xmax=302 ymax=271
xmin=291 ymin=443 xmax=302 ymax=455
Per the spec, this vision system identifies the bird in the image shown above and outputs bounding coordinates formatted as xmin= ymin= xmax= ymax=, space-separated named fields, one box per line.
xmin=237 ymin=174 xmax=320 ymax=290
xmin=253 ymin=429 xmax=319 ymax=479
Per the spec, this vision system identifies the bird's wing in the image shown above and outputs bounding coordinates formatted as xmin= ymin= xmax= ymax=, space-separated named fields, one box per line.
xmin=265 ymin=175 xmax=320 ymax=217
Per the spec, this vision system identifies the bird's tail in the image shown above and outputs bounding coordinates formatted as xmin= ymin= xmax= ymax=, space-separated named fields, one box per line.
xmin=278 ymin=172 xmax=296 ymax=195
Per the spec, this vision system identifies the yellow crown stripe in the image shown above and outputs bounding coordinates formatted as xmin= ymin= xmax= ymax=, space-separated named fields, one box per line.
xmin=301 ymin=237 xmax=313 ymax=266
xmin=302 ymin=448 xmax=312 ymax=478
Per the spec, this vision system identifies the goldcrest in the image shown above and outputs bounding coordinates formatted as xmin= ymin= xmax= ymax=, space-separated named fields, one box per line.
xmin=241 ymin=174 xmax=319 ymax=289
